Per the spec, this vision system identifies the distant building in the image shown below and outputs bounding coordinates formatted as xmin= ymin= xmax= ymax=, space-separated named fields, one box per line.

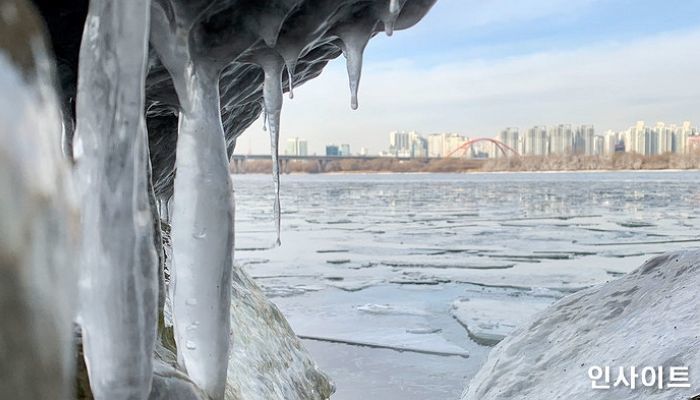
xmin=577 ymin=125 xmax=595 ymax=155
xmin=547 ymin=125 xmax=573 ymax=155
xmin=325 ymin=144 xmax=339 ymax=156
xmin=525 ymin=126 xmax=547 ymax=156
xmin=593 ymin=135 xmax=605 ymax=156
xmin=388 ymin=130 xmax=432 ymax=157
xmin=359 ymin=147 xmax=368 ymax=156
xmin=427 ymin=132 xmax=466 ymax=158
xmin=688 ymin=136 xmax=700 ymax=154
xmin=339 ymin=144 xmax=351 ymax=156
xmin=285 ymin=137 xmax=308 ymax=156
xmin=498 ymin=128 xmax=520 ymax=158
xmin=388 ymin=131 xmax=410 ymax=156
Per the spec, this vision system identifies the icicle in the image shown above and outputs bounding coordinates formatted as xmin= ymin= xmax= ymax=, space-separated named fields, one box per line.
xmin=73 ymin=0 xmax=158 ymax=398
xmin=262 ymin=105 xmax=268 ymax=131
xmin=168 ymin=64 xmax=233 ymax=399
xmin=336 ymin=21 xmax=375 ymax=110
xmin=389 ymin=0 xmax=400 ymax=14
xmin=384 ymin=20 xmax=395 ymax=36
xmin=149 ymin=4 xmax=233 ymax=399
xmin=255 ymin=50 xmax=285 ymax=246
xmin=286 ymin=60 xmax=296 ymax=99
xmin=379 ymin=0 xmax=403 ymax=36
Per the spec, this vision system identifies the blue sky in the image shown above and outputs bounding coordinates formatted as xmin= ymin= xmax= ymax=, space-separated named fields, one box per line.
xmin=237 ymin=0 xmax=700 ymax=155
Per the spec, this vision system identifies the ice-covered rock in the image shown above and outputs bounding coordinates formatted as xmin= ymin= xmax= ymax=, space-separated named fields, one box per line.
xmin=463 ymin=251 xmax=700 ymax=400
xmin=226 ymin=266 xmax=334 ymax=400
xmin=0 ymin=0 xmax=78 ymax=397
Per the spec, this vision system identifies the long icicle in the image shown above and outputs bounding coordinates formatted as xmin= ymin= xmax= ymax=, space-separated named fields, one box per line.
xmin=256 ymin=50 xmax=285 ymax=246
xmin=74 ymin=0 xmax=158 ymax=398
xmin=149 ymin=4 xmax=233 ymax=398
xmin=286 ymin=60 xmax=296 ymax=99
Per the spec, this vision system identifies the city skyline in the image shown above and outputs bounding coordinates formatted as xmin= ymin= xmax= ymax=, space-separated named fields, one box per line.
xmin=233 ymin=1 xmax=700 ymax=155
xmin=247 ymin=119 xmax=699 ymax=158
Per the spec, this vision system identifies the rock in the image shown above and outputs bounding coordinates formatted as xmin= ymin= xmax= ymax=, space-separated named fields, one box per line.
xmin=150 ymin=360 xmax=208 ymax=400
xmin=463 ymin=251 xmax=700 ymax=400
xmin=226 ymin=267 xmax=334 ymax=400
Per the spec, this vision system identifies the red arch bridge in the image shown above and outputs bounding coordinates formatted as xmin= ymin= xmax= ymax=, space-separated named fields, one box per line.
xmin=446 ymin=138 xmax=520 ymax=158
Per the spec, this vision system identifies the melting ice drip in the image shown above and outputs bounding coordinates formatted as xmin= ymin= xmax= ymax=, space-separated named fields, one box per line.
xmin=5 ymin=0 xmax=436 ymax=399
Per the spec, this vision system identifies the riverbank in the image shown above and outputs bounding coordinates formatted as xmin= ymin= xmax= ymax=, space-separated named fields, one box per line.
xmin=231 ymin=153 xmax=700 ymax=174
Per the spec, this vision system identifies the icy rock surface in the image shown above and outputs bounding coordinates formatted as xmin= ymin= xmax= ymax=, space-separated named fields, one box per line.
xmin=0 ymin=0 xmax=77 ymax=397
xmin=463 ymin=251 xmax=700 ymax=400
xmin=226 ymin=266 xmax=334 ymax=400
xmin=73 ymin=1 xmax=159 ymax=398
xmin=149 ymin=359 xmax=208 ymax=400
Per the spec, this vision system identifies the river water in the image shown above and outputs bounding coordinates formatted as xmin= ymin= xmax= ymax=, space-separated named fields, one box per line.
xmin=232 ymin=170 xmax=700 ymax=400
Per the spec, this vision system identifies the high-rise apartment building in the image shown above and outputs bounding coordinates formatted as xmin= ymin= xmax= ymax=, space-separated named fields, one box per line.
xmin=548 ymin=124 xmax=573 ymax=155
xmin=427 ymin=133 xmax=465 ymax=157
xmin=525 ymin=126 xmax=547 ymax=156
xmin=498 ymin=128 xmax=520 ymax=157
xmin=285 ymin=137 xmax=308 ymax=156
xmin=389 ymin=131 xmax=410 ymax=156
xmin=576 ymin=125 xmax=595 ymax=155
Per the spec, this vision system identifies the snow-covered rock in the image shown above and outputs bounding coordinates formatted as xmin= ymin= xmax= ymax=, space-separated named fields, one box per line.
xmin=463 ymin=251 xmax=700 ymax=400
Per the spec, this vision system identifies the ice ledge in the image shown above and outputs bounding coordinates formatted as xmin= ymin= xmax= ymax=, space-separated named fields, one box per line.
xmin=463 ymin=250 xmax=700 ymax=400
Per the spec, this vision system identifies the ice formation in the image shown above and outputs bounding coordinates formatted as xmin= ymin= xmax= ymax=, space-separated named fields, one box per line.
xmin=4 ymin=0 xmax=437 ymax=398
xmin=149 ymin=3 xmax=236 ymax=397
xmin=73 ymin=1 xmax=159 ymax=398
xmin=463 ymin=251 xmax=700 ymax=400
xmin=253 ymin=49 xmax=285 ymax=246
xmin=0 ymin=1 xmax=77 ymax=398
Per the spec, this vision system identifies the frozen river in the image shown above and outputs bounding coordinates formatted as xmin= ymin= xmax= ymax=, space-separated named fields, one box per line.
xmin=232 ymin=170 xmax=700 ymax=400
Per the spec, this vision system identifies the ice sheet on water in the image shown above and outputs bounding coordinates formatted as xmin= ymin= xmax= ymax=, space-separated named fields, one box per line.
xmin=450 ymin=297 xmax=552 ymax=346
xmin=357 ymin=303 xmax=429 ymax=316
xmin=274 ymin=285 xmax=472 ymax=358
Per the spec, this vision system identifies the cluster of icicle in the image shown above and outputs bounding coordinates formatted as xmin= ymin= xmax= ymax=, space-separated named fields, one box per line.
xmin=1 ymin=0 xmax=436 ymax=399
